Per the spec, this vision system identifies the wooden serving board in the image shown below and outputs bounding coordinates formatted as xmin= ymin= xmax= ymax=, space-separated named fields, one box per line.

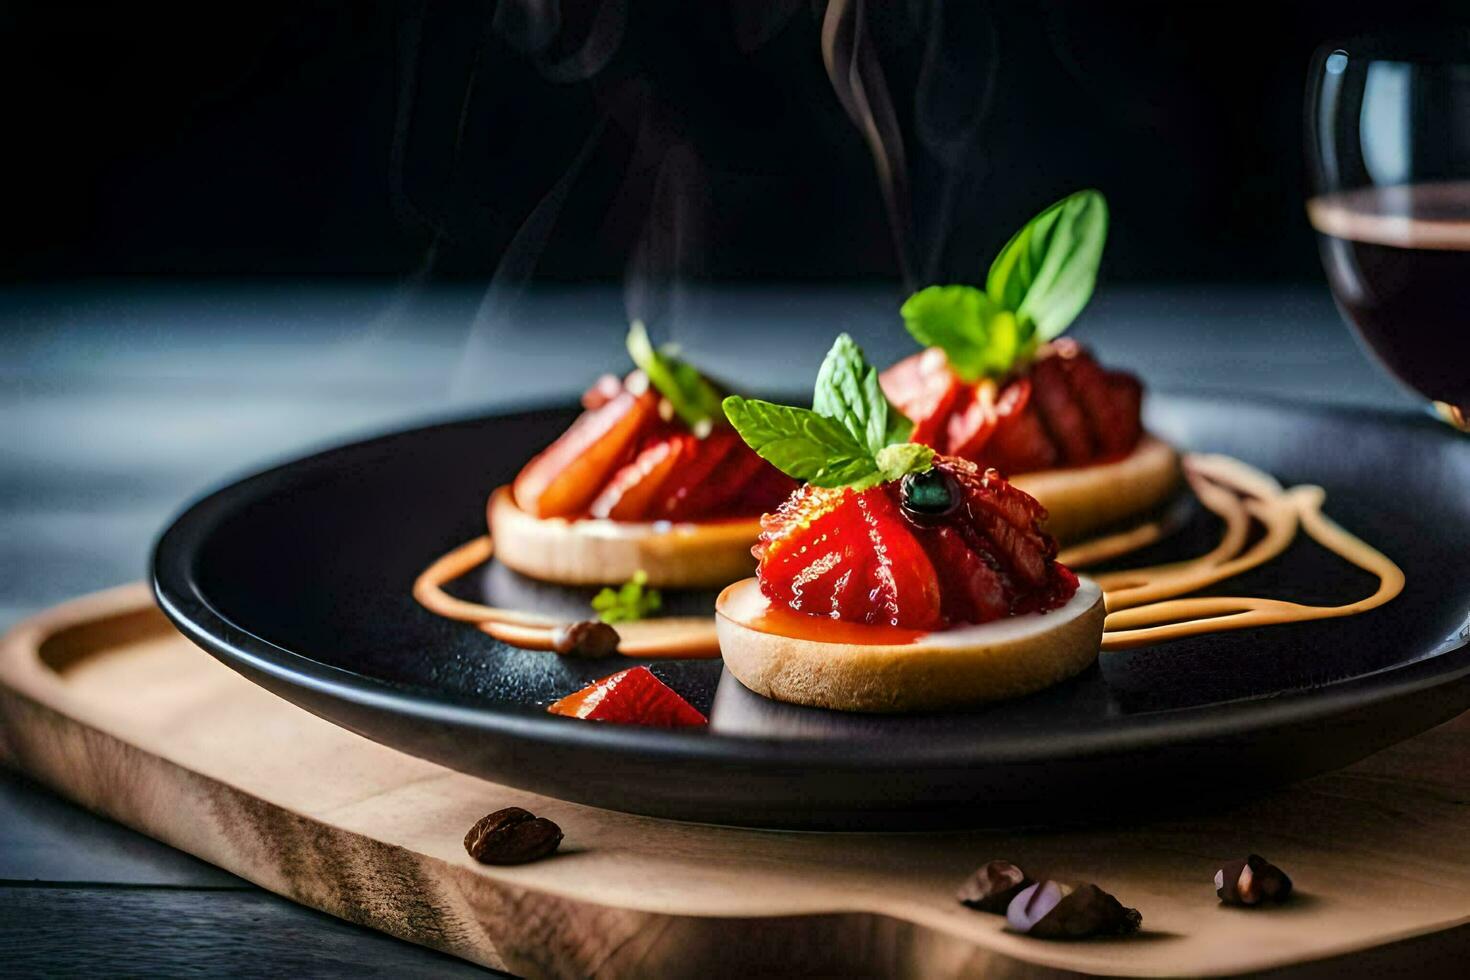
xmin=3 ymin=585 xmax=1470 ymax=978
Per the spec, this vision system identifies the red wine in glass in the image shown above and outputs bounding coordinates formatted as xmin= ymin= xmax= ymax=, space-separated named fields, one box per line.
xmin=1307 ymin=43 xmax=1470 ymax=430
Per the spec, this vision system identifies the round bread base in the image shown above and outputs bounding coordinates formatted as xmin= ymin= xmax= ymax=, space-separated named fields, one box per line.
xmin=1012 ymin=435 xmax=1182 ymax=543
xmin=715 ymin=577 xmax=1105 ymax=713
xmin=487 ymin=487 xmax=760 ymax=589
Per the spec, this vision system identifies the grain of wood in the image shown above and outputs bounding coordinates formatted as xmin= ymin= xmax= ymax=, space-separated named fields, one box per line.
xmin=2 ymin=584 xmax=1469 ymax=978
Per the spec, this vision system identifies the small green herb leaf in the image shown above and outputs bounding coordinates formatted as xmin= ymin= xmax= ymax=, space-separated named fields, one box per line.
xmin=875 ymin=442 xmax=935 ymax=483
xmin=985 ymin=188 xmax=1108 ymax=340
xmin=900 ymin=285 xmax=1031 ymax=382
xmin=591 ymin=570 xmax=663 ymax=624
xmin=811 ymin=333 xmax=909 ymax=455
xmin=626 ymin=321 xmax=726 ymax=430
xmin=722 ymin=396 xmax=882 ymax=488
xmin=723 ymin=334 xmax=921 ymax=490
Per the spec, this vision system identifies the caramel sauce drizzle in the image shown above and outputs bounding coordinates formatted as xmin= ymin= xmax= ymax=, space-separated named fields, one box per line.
xmin=414 ymin=454 xmax=1403 ymax=659
xmin=412 ymin=536 xmax=720 ymax=658
xmin=1080 ymin=455 xmax=1404 ymax=651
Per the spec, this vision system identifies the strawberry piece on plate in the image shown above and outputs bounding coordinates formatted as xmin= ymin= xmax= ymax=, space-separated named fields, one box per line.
xmin=547 ymin=666 xmax=707 ymax=727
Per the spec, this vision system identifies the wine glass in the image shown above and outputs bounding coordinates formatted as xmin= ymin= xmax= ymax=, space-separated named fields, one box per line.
xmin=1306 ymin=39 xmax=1470 ymax=431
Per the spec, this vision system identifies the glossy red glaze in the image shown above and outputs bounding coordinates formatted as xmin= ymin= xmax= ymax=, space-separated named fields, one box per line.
xmin=879 ymin=342 xmax=1144 ymax=475
xmin=547 ymin=666 xmax=707 ymax=727
xmin=513 ymin=386 xmax=659 ymax=518
xmin=511 ymin=375 xmax=794 ymax=522
xmin=755 ymin=457 xmax=1077 ymax=630
xmin=748 ymin=604 xmax=927 ymax=645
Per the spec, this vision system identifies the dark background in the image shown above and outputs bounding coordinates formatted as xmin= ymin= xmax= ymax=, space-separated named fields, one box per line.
xmin=6 ymin=0 xmax=1470 ymax=287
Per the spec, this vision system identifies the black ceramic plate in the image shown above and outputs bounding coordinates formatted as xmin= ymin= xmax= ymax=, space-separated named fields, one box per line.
xmin=153 ymin=395 xmax=1470 ymax=829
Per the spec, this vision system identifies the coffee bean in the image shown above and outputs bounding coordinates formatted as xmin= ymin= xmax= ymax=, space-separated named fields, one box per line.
xmin=464 ymin=807 xmax=564 ymax=865
xmin=1007 ymin=881 xmax=1142 ymax=939
xmin=1215 ymin=854 xmax=1293 ymax=906
xmin=552 ymin=620 xmax=620 ymax=657
xmin=957 ymin=860 xmax=1033 ymax=913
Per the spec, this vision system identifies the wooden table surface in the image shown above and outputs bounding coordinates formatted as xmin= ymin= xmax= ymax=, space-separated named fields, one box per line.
xmin=0 ymin=282 xmax=1420 ymax=976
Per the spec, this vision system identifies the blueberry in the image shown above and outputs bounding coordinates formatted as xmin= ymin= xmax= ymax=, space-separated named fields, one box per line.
xmin=901 ymin=468 xmax=956 ymax=516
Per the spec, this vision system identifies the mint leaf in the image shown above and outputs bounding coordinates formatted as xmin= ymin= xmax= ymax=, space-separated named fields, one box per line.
xmin=876 ymin=443 xmax=935 ymax=482
xmin=722 ymin=396 xmax=882 ymax=488
xmin=723 ymin=336 xmax=924 ymax=490
xmin=811 ymin=333 xmax=909 ymax=455
xmin=592 ymin=569 xmax=662 ymax=624
xmin=900 ymin=285 xmax=1031 ymax=382
xmin=626 ymin=321 xmax=726 ymax=431
xmin=986 ymin=188 xmax=1108 ymax=340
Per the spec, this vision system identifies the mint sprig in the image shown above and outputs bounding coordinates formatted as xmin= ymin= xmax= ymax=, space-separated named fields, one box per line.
xmin=626 ymin=321 xmax=726 ymax=431
xmin=987 ymin=188 xmax=1108 ymax=341
xmin=901 ymin=189 xmax=1109 ymax=381
xmin=723 ymin=334 xmax=934 ymax=490
xmin=900 ymin=286 xmax=1025 ymax=383
xmin=592 ymin=570 xmax=662 ymax=624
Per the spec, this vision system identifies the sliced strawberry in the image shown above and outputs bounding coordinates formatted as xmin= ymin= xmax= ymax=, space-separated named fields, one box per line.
xmin=728 ymin=456 xmax=799 ymax=516
xmin=879 ymin=349 xmax=944 ymax=417
xmin=1108 ymin=373 xmax=1144 ymax=455
xmin=588 ymin=435 xmax=688 ymax=520
xmin=547 ymin=666 xmax=707 ymax=727
xmin=945 ymin=380 xmax=1000 ymax=459
xmin=1030 ymin=353 xmax=1096 ymax=465
xmin=581 ymin=373 xmax=624 ymax=411
xmin=949 ymin=461 xmax=1055 ymax=587
xmin=655 ymin=430 xmax=740 ymax=521
xmin=857 ymin=490 xmax=943 ymax=628
xmin=919 ymin=525 xmax=1012 ymax=623
xmin=756 ymin=456 xmax=1074 ymax=629
xmin=757 ymin=485 xmax=942 ymax=629
xmin=513 ymin=387 xmax=659 ymax=518
xmin=981 ymin=379 xmax=1060 ymax=474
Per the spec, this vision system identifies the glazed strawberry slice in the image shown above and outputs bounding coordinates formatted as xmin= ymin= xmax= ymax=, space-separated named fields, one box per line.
xmin=1030 ymin=353 xmax=1096 ymax=465
xmin=881 ymin=350 xmax=964 ymax=450
xmin=655 ymin=430 xmax=740 ymax=521
xmin=757 ymin=457 xmax=1074 ymax=629
xmin=513 ymin=385 xmax=659 ymax=518
xmin=950 ymin=462 xmax=1055 ymax=587
xmin=1108 ymin=373 xmax=1144 ymax=453
xmin=981 ymin=379 xmax=1061 ymax=474
xmin=1059 ymin=349 xmax=1139 ymax=458
xmin=726 ymin=455 xmax=799 ymax=516
xmin=547 ymin=666 xmax=707 ymax=727
xmin=677 ymin=444 xmax=766 ymax=519
xmin=587 ymin=434 xmax=688 ymax=520
xmin=945 ymin=379 xmax=1000 ymax=459
xmin=879 ymin=349 xmax=942 ymax=418
xmin=758 ymin=485 xmax=942 ymax=629
xmin=920 ymin=525 xmax=1012 ymax=623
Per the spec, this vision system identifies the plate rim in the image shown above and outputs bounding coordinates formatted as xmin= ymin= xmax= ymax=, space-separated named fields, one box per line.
xmin=151 ymin=393 xmax=1470 ymax=769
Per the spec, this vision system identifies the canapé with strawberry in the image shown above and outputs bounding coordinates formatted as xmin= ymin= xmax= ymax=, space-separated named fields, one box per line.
xmin=490 ymin=324 xmax=795 ymax=587
xmin=715 ymin=335 xmax=1105 ymax=712
xmin=882 ymin=190 xmax=1180 ymax=541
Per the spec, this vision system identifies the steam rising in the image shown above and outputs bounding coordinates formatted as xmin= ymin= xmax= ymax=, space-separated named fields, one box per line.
xmin=624 ymin=142 xmax=706 ymax=343
xmin=494 ymin=0 xmax=627 ymax=83
xmin=821 ymin=0 xmax=916 ymax=289
xmin=417 ymin=0 xmax=998 ymax=401
xmin=911 ymin=0 xmax=998 ymax=282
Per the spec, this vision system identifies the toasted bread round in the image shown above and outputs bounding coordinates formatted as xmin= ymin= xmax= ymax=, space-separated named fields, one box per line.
xmin=1012 ymin=435 xmax=1181 ymax=543
xmin=715 ymin=577 xmax=1105 ymax=712
xmin=487 ymin=486 xmax=760 ymax=588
